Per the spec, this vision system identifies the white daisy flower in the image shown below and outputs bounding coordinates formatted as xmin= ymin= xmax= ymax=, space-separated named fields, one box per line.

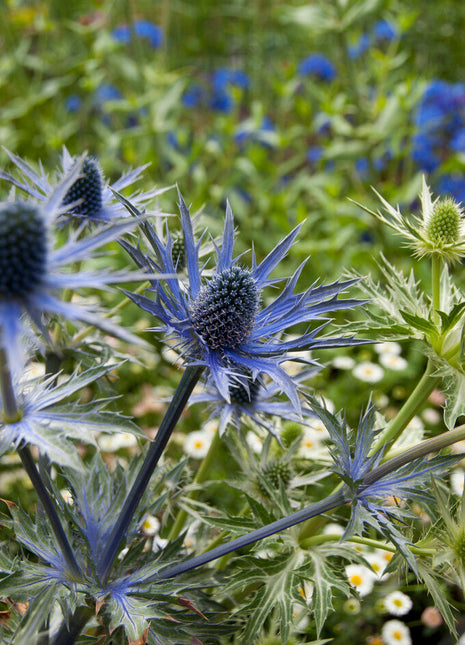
xmin=421 ymin=407 xmax=441 ymax=425
xmin=246 ymin=431 xmax=263 ymax=454
xmin=352 ymin=361 xmax=384 ymax=383
xmin=379 ymin=353 xmax=408 ymax=371
xmin=298 ymin=428 xmax=327 ymax=459
xmin=140 ymin=513 xmax=160 ymax=537
xmin=374 ymin=341 xmax=402 ymax=355
xmin=345 ymin=564 xmax=377 ymax=596
xmin=450 ymin=469 xmax=465 ymax=496
xmin=98 ymin=432 xmax=138 ymax=452
xmin=384 ymin=591 xmax=413 ymax=616
xmin=183 ymin=430 xmax=212 ymax=459
xmin=322 ymin=522 xmax=345 ymax=536
xmin=365 ymin=552 xmax=390 ymax=579
xmin=381 ymin=619 xmax=412 ymax=645
xmin=332 ymin=356 xmax=356 ymax=370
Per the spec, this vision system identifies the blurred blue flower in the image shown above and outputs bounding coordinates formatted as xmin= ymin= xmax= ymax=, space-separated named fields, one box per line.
xmin=437 ymin=174 xmax=465 ymax=202
xmin=234 ymin=116 xmax=276 ymax=148
xmin=112 ymin=20 xmax=163 ymax=48
xmin=355 ymin=158 xmax=369 ymax=177
xmin=372 ymin=19 xmax=397 ymax=43
xmin=450 ymin=128 xmax=465 ymax=152
xmin=307 ymin=146 xmax=323 ymax=163
xmin=95 ymin=84 xmax=122 ymax=103
xmin=210 ymin=90 xmax=234 ymax=113
xmin=212 ymin=68 xmax=250 ymax=91
xmin=122 ymin=192 xmax=364 ymax=409
xmin=348 ymin=33 xmax=370 ymax=59
xmin=298 ymin=54 xmax=337 ymax=81
xmin=65 ymin=95 xmax=82 ymax=113
xmin=182 ymin=84 xmax=205 ymax=109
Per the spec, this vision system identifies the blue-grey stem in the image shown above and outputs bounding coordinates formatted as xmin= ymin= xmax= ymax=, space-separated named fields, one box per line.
xmin=18 ymin=444 xmax=82 ymax=580
xmin=0 ymin=351 xmax=81 ymax=580
xmin=157 ymin=489 xmax=348 ymax=579
xmin=51 ymin=605 xmax=93 ymax=645
xmin=157 ymin=424 xmax=465 ymax=580
xmin=99 ymin=365 xmax=204 ymax=583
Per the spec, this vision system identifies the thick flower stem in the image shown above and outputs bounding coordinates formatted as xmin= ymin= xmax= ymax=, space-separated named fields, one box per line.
xmin=17 ymin=444 xmax=82 ymax=580
xmin=51 ymin=605 xmax=93 ymax=645
xmin=0 ymin=350 xmax=81 ymax=579
xmin=369 ymin=359 xmax=441 ymax=455
xmin=168 ymin=426 xmax=222 ymax=541
xmin=157 ymin=489 xmax=348 ymax=579
xmin=99 ymin=365 xmax=204 ymax=584
xmin=157 ymin=424 xmax=465 ymax=580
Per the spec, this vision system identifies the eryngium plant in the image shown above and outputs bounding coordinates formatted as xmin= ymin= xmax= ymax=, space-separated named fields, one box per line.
xmin=0 ymin=155 xmax=464 ymax=644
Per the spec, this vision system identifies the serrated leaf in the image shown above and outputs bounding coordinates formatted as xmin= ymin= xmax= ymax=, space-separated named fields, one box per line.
xmin=435 ymin=364 xmax=465 ymax=429
xmin=399 ymin=310 xmax=437 ymax=336
xmin=13 ymin=585 xmax=58 ymax=643
xmin=417 ymin=560 xmax=457 ymax=637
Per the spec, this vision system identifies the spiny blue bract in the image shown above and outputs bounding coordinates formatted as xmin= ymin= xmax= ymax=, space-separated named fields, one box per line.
xmin=62 ymin=157 xmax=103 ymax=220
xmin=0 ymin=202 xmax=47 ymax=297
xmin=122 ymin=190 xmax=365 ymax=411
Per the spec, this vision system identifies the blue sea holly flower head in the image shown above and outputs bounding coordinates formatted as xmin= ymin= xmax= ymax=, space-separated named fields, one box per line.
xmin=124 ymin=191 xmax=364 ymax=411
xmin=0 ymin=157 xmax=154 ymax=373
xmin=0 ymin=147 xmax=168 ymax=226
xmin=191 ymin=366 xmax=320 ymax=437
xmin=354 ymin=176 xmax=465 ymax=263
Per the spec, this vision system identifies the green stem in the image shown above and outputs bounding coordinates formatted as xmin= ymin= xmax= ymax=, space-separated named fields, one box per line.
xmin=300 ymin=532 xmax=435 ymax=557
xmin=168 ymin=426 xmax=222 ymax=541
xmin=431 ymin=254 xmax=442 ymax=324
xmin=370 ymin=359 xmax=441 ymax=455
xmin=99 ymin=365 xmax=204 ymax=584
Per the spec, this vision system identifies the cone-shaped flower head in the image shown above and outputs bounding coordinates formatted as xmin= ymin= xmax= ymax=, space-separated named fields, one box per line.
xmin=355 ymin=176 xmax=465 ymax=262
xmin=0 ymin=147 xmax=170 ymax=225
xmin=123 ymin=191 xmax=364 ymax=411
xmin=0 ymin=157 xmax=152 ymax=373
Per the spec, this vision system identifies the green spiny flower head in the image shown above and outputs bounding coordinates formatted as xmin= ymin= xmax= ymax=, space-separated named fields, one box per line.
xmin=0 ymin=201 xmax=47 ymax=297
xmin=425 ymin=197 xmax=462 ymax=248
xmin=354 ymin=177 xmax=465 ymax=263
xmin=261 ymin=460 xmax=292 ymax=490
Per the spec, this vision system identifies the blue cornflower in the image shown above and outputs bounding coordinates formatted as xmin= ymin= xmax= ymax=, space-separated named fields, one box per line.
xmin=191 ymin=367 xmax=319 ymax=436
xmin=95 ymin=83 xmax=122 ymax=103
xmin=1 ymin=147 xmax=166 ymax=225
xmin=348 ymin=33 xmax=370 ymax=59
xmin=182 ymin=84 xmax=205 ymax=109
xmin=210 ymin=89 xmax=234 ymax=113
xmin=372 ymin=19 xmax=397 ymax=43
xmin=0 ymin=365 xmax=142 ymax=469
xmin=0 ymin=156 xmax=156 ymax=372
xmin=307 ymin=146 xmax=324 ymax=164
xmin=65 ymin=95 xmax=82 ymax=113
xmin=112 ymin=20 xmax=163 ymax=48
xmin=123 ymin=193 xmax=363 ymax=410
xmin=437 ymin=174 xmax=465 ymax=202
xmin=212 ymin=68 xmax=250 ymax=91
xmin=297 ymin=54 xmax=337 ymax=81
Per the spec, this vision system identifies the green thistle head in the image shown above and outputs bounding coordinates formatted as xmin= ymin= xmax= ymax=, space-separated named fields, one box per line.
xmin=258 ymin=460 xmax=292 ymax=494
xmin=425 ymin=198 xmax=461 ymax=248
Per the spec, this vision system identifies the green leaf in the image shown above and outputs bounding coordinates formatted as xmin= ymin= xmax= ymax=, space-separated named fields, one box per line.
xmin=399 ymin=310 xmax=437 ymax=336
xmin=417 ymin=560 xmax=457 ymax=637
xmin=13 ymin=585 xmax=58 ymax=643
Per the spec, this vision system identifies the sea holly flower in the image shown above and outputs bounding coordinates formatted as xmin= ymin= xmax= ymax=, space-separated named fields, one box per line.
xmin=190 ymin=367 xmax=319 ymax=436
xmin=0 ymin=147 xmax=168 ymax=225
xmin=354 ymin=177 xmax=465 ymax=262
xmin=0 ymin=364 xmax=143 ymax=470
xmin=0 ymin=158 xmax=157 ymax=372
xmin=122 ymin=191 xmax=364 ymax=410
